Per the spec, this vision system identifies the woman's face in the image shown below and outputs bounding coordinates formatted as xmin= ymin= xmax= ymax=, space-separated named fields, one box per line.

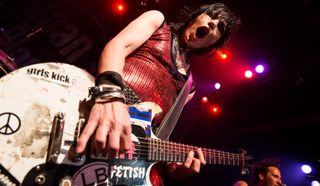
xmin=182 ymin=13 xmax=223 ymax=49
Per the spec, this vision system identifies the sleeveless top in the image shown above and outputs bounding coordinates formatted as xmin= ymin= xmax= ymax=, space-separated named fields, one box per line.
xmin=123 ymin=22 xmax=190 ymax=127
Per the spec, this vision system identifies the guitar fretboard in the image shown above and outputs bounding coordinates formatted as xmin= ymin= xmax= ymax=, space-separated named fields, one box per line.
xmin=145 ymin=138 xmax=251 ymax=166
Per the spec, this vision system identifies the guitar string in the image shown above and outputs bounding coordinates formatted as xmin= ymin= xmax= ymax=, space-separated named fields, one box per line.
xmin=58 ymin=120 xmax=252 ymax=159
xmin=60 ymin=131 xmax=250 ymax=161
xmin=91 ymin=148 xmax=246 ymax=165
xmin=61 ymin=130 xmax=244 ymax=157
xmin=89 ymin=144 xmax=249 ymax=164
xmin=135 ymin=137 xmax=249 ymax=159
xmin=130 ymin=149 xmax=247 ymax=163
xmin=90 ymin=139 xmax=250 ymax=163
xmin=129 ymin=150 xmax=245 ymax=164
xmin=56 ymin=130 xmax=251 ymax=161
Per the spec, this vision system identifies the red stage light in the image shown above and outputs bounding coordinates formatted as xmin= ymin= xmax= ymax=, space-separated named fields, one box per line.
xmin=244 ymin=70 xmax=253 ymax=79
xmin=209 ymin=105 xmax=221 ymax=115
xmin=118 ymin=5 xmax=123 ymax=11
xmin=114 ymin=1 xmax=125 ymax=13
xmin=216 ymin=50 xmax=230 ymax=61
xmin=220 ymin=53 xmax=228 ymax=59
xmin=201 ymin=96 xmax=208 ymax=104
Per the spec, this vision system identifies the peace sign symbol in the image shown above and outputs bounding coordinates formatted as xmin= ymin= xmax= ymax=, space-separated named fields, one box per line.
xmin=0 ymin=112 xmax=21 ymax=135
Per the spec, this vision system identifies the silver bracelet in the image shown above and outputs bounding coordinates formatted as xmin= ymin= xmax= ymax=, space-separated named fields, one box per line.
xmin=95 ymin=91 xmax=126 ymax=103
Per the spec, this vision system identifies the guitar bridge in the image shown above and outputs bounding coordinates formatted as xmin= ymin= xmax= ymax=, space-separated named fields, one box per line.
xmin=46 ymin=112 xmax=65 ymax=163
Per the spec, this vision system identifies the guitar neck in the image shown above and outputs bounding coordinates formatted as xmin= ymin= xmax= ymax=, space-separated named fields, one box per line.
xmin=146 ymin=138 xmax=248 ymax=166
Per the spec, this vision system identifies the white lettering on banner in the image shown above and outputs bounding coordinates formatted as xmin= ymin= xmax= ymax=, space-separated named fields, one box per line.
xmin=5 ymin=1 xmax=94 ymax=65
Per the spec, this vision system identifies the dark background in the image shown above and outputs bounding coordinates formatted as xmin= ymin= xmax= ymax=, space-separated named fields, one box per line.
xmin=1 ymin=0 xmax=320 ymax=185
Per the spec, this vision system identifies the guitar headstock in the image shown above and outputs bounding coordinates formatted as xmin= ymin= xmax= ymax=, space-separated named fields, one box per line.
xmin=238 ymin=149 xmax=254 ymax=175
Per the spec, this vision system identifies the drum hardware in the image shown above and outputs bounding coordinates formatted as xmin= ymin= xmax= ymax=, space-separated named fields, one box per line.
xmin=47 ymin=112 xmax=65 ymax=163
xmin=26 ymin=28 xmax=43 ymax=39
xmin=1 ymin=2 xmax=42 ymax=40
xmin=0 ymin=64 xmax=8 ymax=74
xmin=0 ymin=27 xmax=11 ymax=48
xmin=0 ymin=56 xmax=14 ymax=75
xmin=0 ymin=49 xmax=18 ymax=77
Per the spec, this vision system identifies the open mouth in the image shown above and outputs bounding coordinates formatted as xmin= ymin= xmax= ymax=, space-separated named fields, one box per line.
xmin=195 ymin=26 xmax=209 ymax=39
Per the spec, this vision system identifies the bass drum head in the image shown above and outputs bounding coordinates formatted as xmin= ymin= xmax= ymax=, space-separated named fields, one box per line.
xmin=0 ymin=62 xmax=94 ymax=183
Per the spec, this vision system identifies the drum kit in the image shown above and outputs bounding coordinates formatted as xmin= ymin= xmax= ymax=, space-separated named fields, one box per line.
xmin=0 ymin=27 xmax=92 ymax=185
xmin=0 ymin=62 xmax=94 ymax=185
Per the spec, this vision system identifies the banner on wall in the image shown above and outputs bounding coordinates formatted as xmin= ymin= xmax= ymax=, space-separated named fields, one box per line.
xmin=0 ymin=0 xmax=107 ymax=75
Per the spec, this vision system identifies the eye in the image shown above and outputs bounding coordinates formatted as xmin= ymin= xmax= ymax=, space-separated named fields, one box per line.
xmin=217 ymin=22 xmax=226 ymax=34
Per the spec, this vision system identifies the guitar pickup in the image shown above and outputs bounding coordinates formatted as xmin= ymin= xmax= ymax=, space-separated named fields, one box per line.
xmin=46 ymin=112 xmax=65 ymax=163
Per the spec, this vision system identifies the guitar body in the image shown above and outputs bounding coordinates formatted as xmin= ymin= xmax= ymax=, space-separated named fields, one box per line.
xmin=21 ymin=103 xmax=163 ymax=186
xmin=0 ymin=62 xmax=163 ymax=186
xmin=21 ymin=158 xmax=157 ymax=186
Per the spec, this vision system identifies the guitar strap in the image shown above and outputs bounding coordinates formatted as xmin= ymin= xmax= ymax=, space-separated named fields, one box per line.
xmin=156 ymin=73 xmax=193 ymax=140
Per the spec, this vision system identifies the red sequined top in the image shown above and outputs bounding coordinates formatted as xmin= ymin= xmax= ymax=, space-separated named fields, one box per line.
xmin=123 ymin=22 xmax=187 ymax=126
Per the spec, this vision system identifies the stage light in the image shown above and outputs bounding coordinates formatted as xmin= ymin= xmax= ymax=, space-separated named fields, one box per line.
xmin=214 ymin=82 xmax=221 ymax=90
xmin=244 ymin=70 xmax=253 ymax=79
xmin=209 ymin=105 xmax=220 ymax=115
xmin=201 ymin=96 xmax=208 ymax=104
xmin=114 ymin=1 xmax=125 ymax=13
xmin=118 ymin=4 xmax=123 ymax=11
xmin=216 ymin=49 xmax=230 ymax=61
xmin=312 ymin=180 xmax=320 ymax=186
xmin=311 ymin=180 xmax=320 ymax=186
xmin=220 ymin=53 xmax=228 ymax=60
xmin=255 ymin=64 xmax=265 ymax=73
xmin=302 ymin=164 xmax=312 ymax=174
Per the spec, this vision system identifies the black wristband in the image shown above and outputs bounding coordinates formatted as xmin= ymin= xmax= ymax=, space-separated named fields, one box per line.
xmin=95 ymin=71 xmax=125 ymax=90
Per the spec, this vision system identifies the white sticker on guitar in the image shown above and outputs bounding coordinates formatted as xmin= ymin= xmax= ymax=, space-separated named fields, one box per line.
xmin=26 ymin=67 xmax=75 ymax=87
xmin=73 ymin=161 xmax=147 ymax=185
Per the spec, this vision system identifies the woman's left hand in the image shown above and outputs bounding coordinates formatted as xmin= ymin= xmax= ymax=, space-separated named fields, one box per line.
xmin=167 ymin=148 xmax=206 ymax=179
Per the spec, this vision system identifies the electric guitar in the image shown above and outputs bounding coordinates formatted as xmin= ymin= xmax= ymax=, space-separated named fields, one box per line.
xmin=0 ymin=62 xmax=253 ymax=186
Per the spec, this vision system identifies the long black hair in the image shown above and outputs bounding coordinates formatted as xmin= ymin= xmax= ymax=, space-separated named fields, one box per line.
xmin=172 ymin=3 xmax=241 ymax=54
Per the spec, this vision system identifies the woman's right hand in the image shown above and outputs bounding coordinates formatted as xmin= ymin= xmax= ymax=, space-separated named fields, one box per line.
xmin=76 ymin=101 xmax=132 ymax=157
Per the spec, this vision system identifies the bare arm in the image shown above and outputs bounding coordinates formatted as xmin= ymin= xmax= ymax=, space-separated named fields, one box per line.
xmin=76 ymin=10 xmax=165 ymax=155
xmin=98 ymin=10 xmax=165 ymax=75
